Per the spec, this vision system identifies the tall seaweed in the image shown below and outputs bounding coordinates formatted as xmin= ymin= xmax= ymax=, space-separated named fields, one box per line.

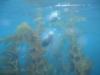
xmin=0 ymin=22 xmax=55 ymax=75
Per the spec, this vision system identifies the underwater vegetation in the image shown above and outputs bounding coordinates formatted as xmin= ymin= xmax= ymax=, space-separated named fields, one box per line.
xmin=0 ymin=20 xmax=92 ymax=75
xmin=68 ymin=26 xmax=91 ymax=75
xmin=0 ymin=22 xmax=69 ymax=75
xmin=0 ymin=23 xmax=53 ymax=75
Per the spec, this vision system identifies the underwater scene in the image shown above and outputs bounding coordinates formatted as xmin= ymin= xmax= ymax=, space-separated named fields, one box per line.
xmin=0 ymin=0 xmax=100 ymax=75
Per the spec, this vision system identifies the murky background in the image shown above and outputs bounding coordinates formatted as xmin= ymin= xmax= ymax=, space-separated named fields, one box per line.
xmin=0 ymin=0 xmax=100 ymax=75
